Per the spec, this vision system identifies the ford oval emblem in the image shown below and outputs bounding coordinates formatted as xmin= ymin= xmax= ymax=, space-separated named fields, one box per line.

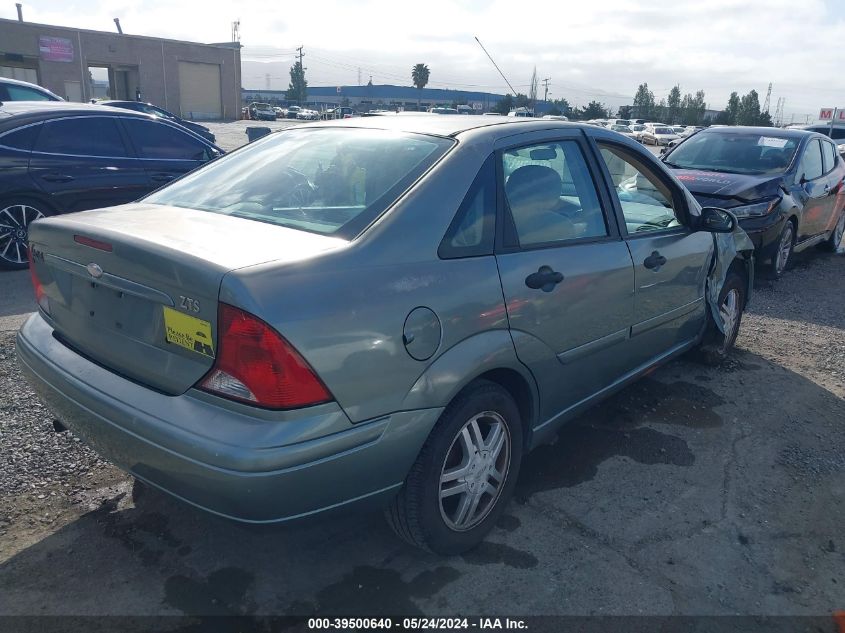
xmin=86 ymin=263 xmax=104 ymax=278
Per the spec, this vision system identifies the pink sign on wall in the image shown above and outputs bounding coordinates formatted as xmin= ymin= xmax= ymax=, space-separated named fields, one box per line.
xmin=39 ymin=36 xmax=74 ymax=62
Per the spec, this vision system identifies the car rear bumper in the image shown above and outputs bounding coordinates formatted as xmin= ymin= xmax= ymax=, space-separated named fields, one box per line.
xmin=17 ymin=313 xmax=441 ymax=523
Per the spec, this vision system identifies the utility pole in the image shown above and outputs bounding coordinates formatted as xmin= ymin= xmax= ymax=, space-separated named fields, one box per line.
xmin=542 ymin=77 xmax=551 ymax=103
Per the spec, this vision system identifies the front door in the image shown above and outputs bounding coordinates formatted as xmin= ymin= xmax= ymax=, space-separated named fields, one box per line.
xmin=595 ymin=140 xmax=714 ymax=366
xmin=119 ymin=117 xmax=213 ymax=188
xmin=494 ymin=133 xmax=635 ymax=423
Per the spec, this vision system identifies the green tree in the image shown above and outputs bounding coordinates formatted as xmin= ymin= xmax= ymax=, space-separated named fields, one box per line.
xmin=736 ymin=90 xmax=761 ymax=126
xmin=633 ymin=82 xmax=655 ymax=119
xmin=716 ymin=91 xmax=741 ymax=125
xmin=286 ymin=61 xmax=307 ymax=105
xmin=493 ymin=94 xmax=514 ymax=115
xmin=411 ymin=63 xmax=430 ymax=109
xmin=581 ymin=100 xmax=610 ymax=120
xmin=548 ymin=98 xmax=571 ymax=116
xmin=667 ymin=85 xmax=681 ymax=124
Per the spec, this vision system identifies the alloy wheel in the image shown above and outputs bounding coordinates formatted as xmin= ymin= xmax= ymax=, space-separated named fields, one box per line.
xmin=774 ymin=222 xmax=794 ymax=275
xmin=0 ymin=203 xmax=44 ymax=266
xmin=834 ymin=214 xmax=845 ymax=250
xmin=438 ymin=411 xmax=511 ymax=532
xmin=719 ymin=288 xmax=740 ymax=344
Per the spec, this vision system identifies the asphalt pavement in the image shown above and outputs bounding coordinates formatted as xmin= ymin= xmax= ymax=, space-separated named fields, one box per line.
xmin=0 ymin=270 xmax=35 ymax=333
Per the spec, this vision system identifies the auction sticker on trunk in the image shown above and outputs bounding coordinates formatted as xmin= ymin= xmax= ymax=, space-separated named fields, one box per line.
xmin=162 ymin=306 xmax=215 ymax=358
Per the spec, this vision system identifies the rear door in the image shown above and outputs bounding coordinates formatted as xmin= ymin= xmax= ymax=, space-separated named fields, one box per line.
xmin=28 ymin=115 xmax=150 ymax=212
xmin=594 ymin=139 xmax=713 ymax=367
xmin=818 ymin=139 xmax=843 ymax=234
xmin=119 ymin=117 xmax=215 ymax=188
xmin=493 ymin=130 xmax=635 ymax=420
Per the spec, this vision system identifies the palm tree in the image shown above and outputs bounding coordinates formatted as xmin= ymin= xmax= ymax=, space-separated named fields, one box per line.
xmin=412 ymin=63 xmax=430 ymax=111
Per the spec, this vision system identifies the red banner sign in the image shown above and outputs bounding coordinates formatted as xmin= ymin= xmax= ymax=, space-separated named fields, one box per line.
xmin=38 ymin=36 xmax=74 ymax=63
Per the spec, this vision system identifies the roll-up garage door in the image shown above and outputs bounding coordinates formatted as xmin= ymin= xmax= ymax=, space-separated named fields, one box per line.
xmin=178 ymin=61 xmax=221 ymax=120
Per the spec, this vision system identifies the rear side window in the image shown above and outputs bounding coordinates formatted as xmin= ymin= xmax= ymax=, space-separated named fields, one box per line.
xmin=36 ymin=117 xmax=127 ymax=157
xmin=821 ymin=141 xmax=837 ymax=174
xmin=122 ymin=119 xmax=210 ymax=160
xmin=6 ymin=85 xmax=54 ymax=101
xmin=831 ymin=128 xmax=845 ymax=140
xmin=799 ymin=140 xmax=823 ymax=181
xmin=0 ymin=123 xmax=42 ymax=151
xmin=439 ymin=155 xmax=496 ymax=258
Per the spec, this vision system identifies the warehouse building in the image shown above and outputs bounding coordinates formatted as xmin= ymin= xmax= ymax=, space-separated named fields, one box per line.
xmin=0 ymin=16 xmax=241 ymax=120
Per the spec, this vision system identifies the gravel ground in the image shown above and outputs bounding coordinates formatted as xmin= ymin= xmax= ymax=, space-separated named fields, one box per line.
xmin=0 ymin=246 xmax=843 ymax=617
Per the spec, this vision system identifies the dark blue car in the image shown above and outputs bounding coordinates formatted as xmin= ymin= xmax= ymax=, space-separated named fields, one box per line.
xmin=663 ymin=126 xmax=845 ymax=276
xmin=0 ymin=102 xmax=223 ymax=269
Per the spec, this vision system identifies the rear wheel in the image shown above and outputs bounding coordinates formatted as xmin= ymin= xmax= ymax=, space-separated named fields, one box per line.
xmin=385 ymin=380 xmax=523 ymax=555
xmin=0 ymin=198 xmax=52 ymax=270
xmin=824 ymin=211 xmax=844 ymax=252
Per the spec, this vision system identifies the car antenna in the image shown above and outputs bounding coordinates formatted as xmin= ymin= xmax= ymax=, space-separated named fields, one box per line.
xmin=474 ymin=36 xmax=517 ymax=97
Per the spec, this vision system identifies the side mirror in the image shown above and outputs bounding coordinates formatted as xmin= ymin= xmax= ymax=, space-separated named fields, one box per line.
xmin=699 ymin=207 xmax=736 ymax=233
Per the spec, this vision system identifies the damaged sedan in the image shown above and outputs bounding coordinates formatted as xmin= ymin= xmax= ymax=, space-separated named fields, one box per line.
xmin=19 ymin=117 xmax=752 ymax=554
xmin=662 ymin=126 xmax=845 ymax=276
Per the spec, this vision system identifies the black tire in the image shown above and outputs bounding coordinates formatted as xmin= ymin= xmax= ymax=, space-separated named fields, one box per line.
xmin=385 ymin=380 xmax=523 ymax=555
xmin=767 ymin=219 xmax=795 ymax=278
xmin=697 ymin=270 xmax=746 ymax=360
xmin=0 ymin=196 xmax=53 ymax=270
xmin=823 ymin=210 xmax=844 ymax=252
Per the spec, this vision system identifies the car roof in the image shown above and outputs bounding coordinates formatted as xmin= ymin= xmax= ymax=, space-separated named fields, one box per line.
xmin=698 ymin=125 xmax=814 ymax=139
xmin=0 ymin=100 xmax=155 ymax=118
xmin=296 ymin=113 xmax=602 ymax=138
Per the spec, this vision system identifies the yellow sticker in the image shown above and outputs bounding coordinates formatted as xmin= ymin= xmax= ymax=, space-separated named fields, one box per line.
xmin=162 ymin=306 xmax=215 ymax=358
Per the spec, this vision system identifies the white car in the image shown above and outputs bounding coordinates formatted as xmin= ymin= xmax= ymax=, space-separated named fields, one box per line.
xmin=541 ymin=114 xmax=569 ymax=121
xmin=610 ymin=124 xmax=636 ymax=138
xmin=642 ymin=125 xmax=680 ymax=146
xmin=629 ymin=124 xmax=647 ymax=141
xmin=296 ymin=108 xmax=320 ymax=120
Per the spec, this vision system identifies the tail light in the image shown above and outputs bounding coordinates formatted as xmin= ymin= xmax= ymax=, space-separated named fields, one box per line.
xmin=27 ymin=247 xmax=50 ymax=314
xmin=198 ymin=304 xmax=331 ymax=409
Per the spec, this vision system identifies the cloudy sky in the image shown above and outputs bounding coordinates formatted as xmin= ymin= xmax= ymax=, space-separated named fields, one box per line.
xmin=4 ymin=0 xmax=843 ymax=122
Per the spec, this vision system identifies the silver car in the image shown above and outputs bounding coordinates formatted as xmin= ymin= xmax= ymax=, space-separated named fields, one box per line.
xmin=19 ymin=117 xmax=753 ymax=554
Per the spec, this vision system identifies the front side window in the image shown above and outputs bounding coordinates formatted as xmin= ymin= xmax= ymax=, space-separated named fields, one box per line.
xmin=501 ymin=140 xmax=607 ymax=247
xmin=36 ymin=117 xmax=127 ymax=157
xmin=799 ymin=140 xmax=823 ymax=181
xmin=145 ymin=127 xmax=453 ymax=238
xmin=821 ymin=141 xmax=837 ymax=174
xmin=122 ymin=118 xmax=210 ymax=161
xmin=598 ymin=143 xmax=682 ymax=234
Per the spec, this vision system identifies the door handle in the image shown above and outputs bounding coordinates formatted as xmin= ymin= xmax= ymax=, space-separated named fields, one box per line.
xmin=525 ymin=266 xmax=564 ymax=291
xmin=150 ymin=173 xmax=176 ymax=183
xmin=643 ymin=251 xmax=667 ymax=270
xmin=40 ymin=174 xmax=73 ymax=183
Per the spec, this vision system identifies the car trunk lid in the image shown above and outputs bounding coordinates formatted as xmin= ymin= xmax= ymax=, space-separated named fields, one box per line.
xmin=28 ymin=203 xmax=346 ymax=395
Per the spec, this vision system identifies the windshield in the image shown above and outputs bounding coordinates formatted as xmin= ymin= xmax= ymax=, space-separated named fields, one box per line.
xmin=254 ymin=103 xmax=272 ymax=110
xmin=666 ymin=131 xmax=799 ymax=175
xmin=631 ymin=125 xmax=645 ymax=131
xmin=612 ymin=125 xmax=632 ymax=132
xmin=145 ymin=127 xmax=454 ymax=238
xmin=654 ymin=127 xmax=674 ymax=135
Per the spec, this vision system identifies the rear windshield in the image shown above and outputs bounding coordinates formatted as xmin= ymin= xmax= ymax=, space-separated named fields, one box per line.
xmin=145 ymin=127 xmax=453 ymax=238
xmin=654 ymin=127 xmax=674 ymax=134
xmin=666 ymin=131 xmax=800 ymax=175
